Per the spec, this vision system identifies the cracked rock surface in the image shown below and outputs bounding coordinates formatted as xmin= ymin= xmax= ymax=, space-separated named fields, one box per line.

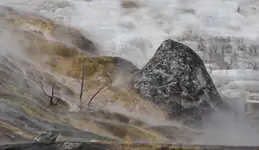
xmin=133 ymin=39 xmax=228 ymax=121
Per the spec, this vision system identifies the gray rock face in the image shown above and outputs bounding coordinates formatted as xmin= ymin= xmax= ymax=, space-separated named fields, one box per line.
xmin=61 ymin=142 xmax=83 ymax=150
xmin=133 ymin=39 xmax=227 ymax=121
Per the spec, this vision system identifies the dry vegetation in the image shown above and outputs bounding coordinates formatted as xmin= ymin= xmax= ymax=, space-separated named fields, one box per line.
xmin=0 ymin=5 xmax=177 ymax=143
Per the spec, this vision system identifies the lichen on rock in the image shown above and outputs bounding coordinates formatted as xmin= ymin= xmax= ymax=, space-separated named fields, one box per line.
xmin=133 ymin=39 xmax=228 ymax=122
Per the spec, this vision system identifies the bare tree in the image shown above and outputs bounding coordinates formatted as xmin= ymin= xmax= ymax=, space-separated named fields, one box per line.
xmin=237 ymin=6 xmax=241 ymax=14
xmin=40 ymin=76 xmax=60 ymax=107
xmin=209 ymin=39 xmax=222 ymax=54
xmin=249 ymin=44 xmax=258 ymax=55
xmin=251 ymin=62 xmax=257 ymax=70
xmin=87 ymin=86 xmax=106 ymax=110
xmin=79 ymin=61 xmax=85 ymax=110
xmin=77 ymin=60 xmax=107 ymax=110
xmin=227 ymin=52 xmax=237 ymax=69
xmin=198 ymin=37 xmax=206 ymax=52
xmin=236 ymin=38 xmax=247 ymax=51
xmin=227 ymin=58 xmax=234 ymax=69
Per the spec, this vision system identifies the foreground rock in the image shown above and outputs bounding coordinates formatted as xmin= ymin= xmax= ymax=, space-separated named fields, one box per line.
xmin=133 ymin=39 xmax=228 ymax=121
xmin=34 ymin=131 xmax=59 ymax=144
xmin=1 ymin=142 xmax=259 ymax=150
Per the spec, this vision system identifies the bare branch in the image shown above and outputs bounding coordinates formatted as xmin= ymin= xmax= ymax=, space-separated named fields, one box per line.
xmin=50 ymin=75 xmax=60 ymax=105
xmin=79 ymin=61 xmax=85 ymax=110
xmin=50 ymin=76 xmax=60 ymax=106
xmin=40 ymin=75 xmax=60 ymax=107
xmin=87 ymin=86 xmax=105 ymax=110
xmin=40 ymin=81 xmax=51 ymax=99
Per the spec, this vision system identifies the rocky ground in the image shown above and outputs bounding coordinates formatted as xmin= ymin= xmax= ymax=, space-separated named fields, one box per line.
xmin=0 ymin=5 xmax=197 ymax=145
xmin=0 ymin=4 xmax=259 ymax=149
xmin=1 ymin=142 xmax=259 ymax=150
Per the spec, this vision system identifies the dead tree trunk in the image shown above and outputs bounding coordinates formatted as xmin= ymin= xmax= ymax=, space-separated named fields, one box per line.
xmin=79 ymin=61 xmax=85 ymax=110
xmin=40 ymin=76 xmax=60 ymax=107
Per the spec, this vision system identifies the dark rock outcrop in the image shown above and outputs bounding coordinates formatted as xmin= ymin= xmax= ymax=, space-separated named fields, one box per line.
xmin=133 ymin=39 xmax=228 ymax=121
xmin=34 ymin=131 xmax=59 ymax=144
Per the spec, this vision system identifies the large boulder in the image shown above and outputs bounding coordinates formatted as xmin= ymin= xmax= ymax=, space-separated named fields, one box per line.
xmin=133 ymin=39 xmax=227 ymax=121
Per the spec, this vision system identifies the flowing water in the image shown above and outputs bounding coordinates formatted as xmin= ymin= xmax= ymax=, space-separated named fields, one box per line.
xmin=0 ymin=0 xmax=259 ymax=146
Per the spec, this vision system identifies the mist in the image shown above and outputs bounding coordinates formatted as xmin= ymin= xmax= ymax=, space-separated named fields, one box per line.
xmin=0 ymin=0 xmax=259 ymax=147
